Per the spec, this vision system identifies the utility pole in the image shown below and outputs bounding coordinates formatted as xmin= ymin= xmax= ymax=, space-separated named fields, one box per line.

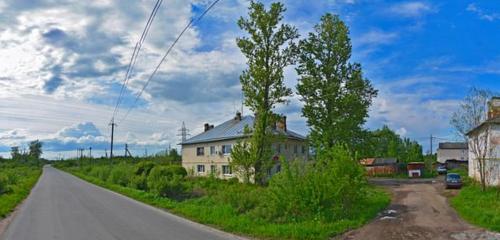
xmin=89 ymin=147 xmax=92 ymax=158
xmin=109 ymin=119 xmax=117 ymax=161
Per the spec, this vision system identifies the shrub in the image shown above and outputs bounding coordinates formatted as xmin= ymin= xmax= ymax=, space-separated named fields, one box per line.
xmin=261 ymin=145 xmax=367 ymax=222
xmin=0 ymin=174 xmax=10 ymax=195
xmin=134 ymin=161 xmax=156 ymax=176
xmin=108 ymin=165 xmax=131 ymax=186
xmin=214 ymin=183 xmax=262 ymax=214
xmin=129 ymin=174 xmax=148 ymax=190
xmin=147 ymin=166 xmax=187 ymax=198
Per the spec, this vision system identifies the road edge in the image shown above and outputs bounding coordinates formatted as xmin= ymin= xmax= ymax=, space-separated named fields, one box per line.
xmin=55 ymin=167 xmax=250 ymax=240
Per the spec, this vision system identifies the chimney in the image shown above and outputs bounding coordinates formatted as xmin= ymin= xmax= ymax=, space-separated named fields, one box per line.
xmin=204 ymin=123 xmax=210 ymax=132
xmin=276 ymin=116 xmax=287 ymax=131
xmin=234 ymin=111 xmax=242 ymax=121
xmin=488 ymin=97 xmax=500 ymax=120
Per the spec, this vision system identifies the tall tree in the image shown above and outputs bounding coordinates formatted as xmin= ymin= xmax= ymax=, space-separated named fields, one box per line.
xmin=450 ymin=87 xmax=493 ymax=140
xmin=28 ymin=140 xmax=43 ymax=159
xmin=10 ymin=146 xmax=20 ymax=160
xmin=451 ymin=87 xmax=494 ymax=191
xmin=296 ymin=14 xmax=377 ymax=153
xmin=236 ymin=1 xmax=298 ymax=184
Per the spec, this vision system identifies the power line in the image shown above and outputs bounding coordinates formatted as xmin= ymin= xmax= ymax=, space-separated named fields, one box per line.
xmin=111 ymin=0 xmax=164 ymax=120
xmin=118 ymin=0 xmax=221 ymax=124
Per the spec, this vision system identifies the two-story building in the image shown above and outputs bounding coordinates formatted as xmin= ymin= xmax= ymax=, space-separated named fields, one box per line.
xmin=437 ymin=142 xmax=468 ymax=164
xmin=466 ymin=97 xmax=500 ymax=186
xmin=180 ymin=112 xmax=308 ymax=180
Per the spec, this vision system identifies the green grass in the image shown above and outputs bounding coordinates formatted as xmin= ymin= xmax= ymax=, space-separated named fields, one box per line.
xmin=0 ymin=166 xmax=41 ymax=218
xmin=451 ymin=181 xmax=500 ymax=232
xmin=65 ymin=168 xmax=390 ymax=239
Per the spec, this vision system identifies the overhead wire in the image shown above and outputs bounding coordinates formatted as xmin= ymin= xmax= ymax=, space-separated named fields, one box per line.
xmin=117 ymin=0 xmax=221 ymax=124
xmin=111 ymin=0 xmax=164 ymax=122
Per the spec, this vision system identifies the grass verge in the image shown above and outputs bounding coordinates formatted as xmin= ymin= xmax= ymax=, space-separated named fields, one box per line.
xmin=451 ymin=183 xmax=500 ymax=232
xmin=0 ymin=167 xmax=42 ymax=218
xmin=64 ymin=168 xmax=390 ymax=240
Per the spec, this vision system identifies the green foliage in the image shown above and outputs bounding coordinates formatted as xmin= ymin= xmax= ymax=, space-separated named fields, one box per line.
xmin=0 ymin=163 xmax=41 ymax=218
xmin=108 ymin=164 xmax=132 ymax=186
xmin=296 ymin=13 xmax=377 ymax=153
xmin=229 ymin=140 xmax=254 ymax=183
xmin=361 ymin=125 xmax=423 ymax=163
xmin=451 ymin=184 xmax=500 ymax=232
xmin=262 ymin=146 xmax=367 ymax=222
xmin=237 ymin=0 xmax=299 ymax=184
xmin=61 ymin=162 xmax=389 ymax=240
xmin=134 ymin=161 xmax=156 ymax=176
xmin=28 ymin=140 xmax=43 ymax=159
xmin=147 ymin=166 xmax=187 ymax=198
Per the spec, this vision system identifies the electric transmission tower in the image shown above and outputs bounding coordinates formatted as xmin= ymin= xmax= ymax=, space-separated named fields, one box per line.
xmin=177 ymin=121 xmax=190 ymax=143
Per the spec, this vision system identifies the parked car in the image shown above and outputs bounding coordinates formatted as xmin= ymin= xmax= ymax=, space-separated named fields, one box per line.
xmin=445 ymin=173 xmax=462 ymax=189
xmin=436 ymin=165 xmax=447 ymax=174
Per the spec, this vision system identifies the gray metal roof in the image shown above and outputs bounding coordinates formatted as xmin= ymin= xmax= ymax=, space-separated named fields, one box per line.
xmin=438 ymin=142 xmax=468 ymax=150
xmin=181 ymin=115 xmax=306 ymax=145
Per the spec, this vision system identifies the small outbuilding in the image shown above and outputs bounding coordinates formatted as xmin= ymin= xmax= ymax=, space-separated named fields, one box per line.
xmin=407 ymin=162 xmax=425 ymax=178
xmin=360 ymin=158 xmax=398 ymax=176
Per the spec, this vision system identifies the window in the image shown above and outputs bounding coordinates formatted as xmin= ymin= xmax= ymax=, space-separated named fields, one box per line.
xmin=197 ymin=165 xmax=205 ymax=173
xmin=277 ymin=144 xmax=281 ymax=153
xmin=222 ymin=144 xmax=232 ymax=155
xmin=222 ymin=165 xmax=232 ymax=175
xmin=210 ymin=146 xmax=216 ymax=155
xmin=294 ymin=145 xmax=298 ymax=154
xmin=196 ymin=147 xmax=204 ymax=156
xmin=210 ymin=165 xmax=217 ymax=174
xmin=302 ymin=146 xmax=306 ymax=154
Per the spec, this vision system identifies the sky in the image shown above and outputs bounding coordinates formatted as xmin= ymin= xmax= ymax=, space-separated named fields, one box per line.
xmin=0 ymin=0 xmax=499 ymax=159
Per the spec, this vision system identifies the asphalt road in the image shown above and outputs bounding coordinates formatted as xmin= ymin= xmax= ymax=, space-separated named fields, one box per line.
xmin=1 ymin=166 xmax=243 ymax=240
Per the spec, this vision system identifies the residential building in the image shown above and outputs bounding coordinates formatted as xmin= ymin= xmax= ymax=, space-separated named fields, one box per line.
xmin=466 ymin=97 xmax=500 ymax=186
xmin=180 ymin=112 xmax=308 ymax=181
xmin=437 ymin=142 xmax=468 ymax=164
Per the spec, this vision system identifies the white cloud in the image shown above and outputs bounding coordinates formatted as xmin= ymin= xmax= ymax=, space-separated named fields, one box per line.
xmin=388 ymin=1 xmax=435 ymax=18
xmin=355 ymin=29 xmax=399 ymax=46
xmin=467 ymin=3 xmax=500 ymax=21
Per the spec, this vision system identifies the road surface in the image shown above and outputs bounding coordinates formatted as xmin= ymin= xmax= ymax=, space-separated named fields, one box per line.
xmin=339 ymin=180 xmax=500 ymax=240
xmin=1 ymin=166 xmax=243 ymax=240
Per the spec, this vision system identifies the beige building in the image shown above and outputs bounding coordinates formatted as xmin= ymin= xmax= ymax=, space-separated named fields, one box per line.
xmin=181 ymin=112 xmax=308 ymax=180
xmin=437 ymin=142 xmax=468 ymax=164
xmin=466 ymin=97 xmax=500 ymax=186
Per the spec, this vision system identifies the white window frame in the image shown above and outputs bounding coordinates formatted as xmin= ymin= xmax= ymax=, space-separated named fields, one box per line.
xmin=210 ymin=165 xmax=217 ymax=174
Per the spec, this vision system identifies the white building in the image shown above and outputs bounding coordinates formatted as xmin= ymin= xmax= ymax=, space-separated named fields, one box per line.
xmin=437 ymin=142 xmax=468 ymax=164
xmin=466 ymin=97 xmax=500 ymax=186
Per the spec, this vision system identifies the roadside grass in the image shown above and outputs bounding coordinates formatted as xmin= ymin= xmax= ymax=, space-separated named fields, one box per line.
xmin=450 ymin=170 xmax=500 ymax=232
xmin=0 ymin=166 xmax=41 ymax=218
xmin=64 ymin=167 xmax=390 ymax=240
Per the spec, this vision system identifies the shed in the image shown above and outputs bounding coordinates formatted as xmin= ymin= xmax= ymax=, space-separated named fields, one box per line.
xmin=360 ymin=158 xmax=398 ymax=176
xmin=407 ymin=162 xmax=425 ymax=178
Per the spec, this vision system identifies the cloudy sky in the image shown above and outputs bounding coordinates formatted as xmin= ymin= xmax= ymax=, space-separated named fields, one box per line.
xmin=0 ymin=0 xmax=499 ymax=159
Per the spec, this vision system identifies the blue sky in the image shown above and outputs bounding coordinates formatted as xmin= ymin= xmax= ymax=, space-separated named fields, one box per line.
xmin=0 ymin=0 xmax=499 ymax=159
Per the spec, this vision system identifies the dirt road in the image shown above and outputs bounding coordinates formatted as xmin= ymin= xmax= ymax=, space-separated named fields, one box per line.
xmin=340 ymin=180 xmax=500 ymax=240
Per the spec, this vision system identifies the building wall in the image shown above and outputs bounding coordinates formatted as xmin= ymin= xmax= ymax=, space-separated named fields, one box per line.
xmin=437 ymin=148 xmax=468 ymax=163
xmin=468 ymin=124 xmax=500 ymax=186
xmin=181 ymin=138 xmax=308 ymax=181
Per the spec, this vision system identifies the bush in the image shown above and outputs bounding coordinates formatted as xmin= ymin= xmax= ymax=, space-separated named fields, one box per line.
xmin=147 ymin=166 xmax=187 ymax=198
xmin=0 ymin=174 xmax=10 ymax=195
xmin=260 ymin=145 xmax=367 ymax=222
xmin=108 ymin=165 xmax=131 ymax=186
xmin=129 ymin=174 xmax=148 ymax=190
xmin=134 ymin=161 xmax=156 ymax=176
xmin=214 ymin=183 xmax=262 ymax=214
